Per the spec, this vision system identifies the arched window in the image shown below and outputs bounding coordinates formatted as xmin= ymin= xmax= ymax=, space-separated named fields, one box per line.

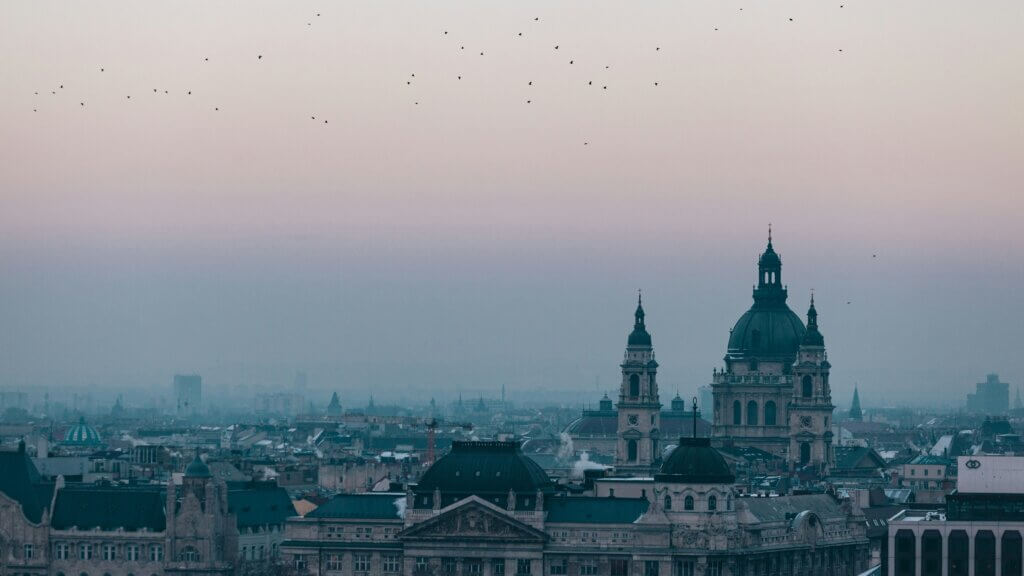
xmin=747 ymin=401 xmax=759 ymax=426
xmin=802 ymin=375 xmax=813 ymax=398
xmin=733 ymin=401 xmax=742 ymax=425
xmin=629 ymin=374 xmax=640 ymax=397
xmin=708 ymin=495 xmax=717 ymax=511
xmin=764 ymin=401 xmax=777 ymax=426
xmin=663 ymin=496 xmax=672 ymax=511
xmin=179 ymin=547 xmax=200 ymax=563
xmin=684 ymin=495 xmax=694 ymax=511
xmin=627 ymin=440 xmax=638 ymax=462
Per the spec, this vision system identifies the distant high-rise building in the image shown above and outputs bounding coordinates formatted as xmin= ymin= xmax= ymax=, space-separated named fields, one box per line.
xmin=173 ymin=374 xmax=202 ymax=417
xmin=849 ymin=385 xmax=863 ymax=421
xmin=966 ymin=373 xmax=1010 ymax=414
xmin=697 ymin=385 xmax=713 ymax=416
xmin=1016 ymin=386 xmax=1023 ymax=411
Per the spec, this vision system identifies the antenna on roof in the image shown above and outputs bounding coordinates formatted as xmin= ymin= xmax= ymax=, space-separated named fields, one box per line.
xmin=692 ymin=397 xmax=699 ymax=438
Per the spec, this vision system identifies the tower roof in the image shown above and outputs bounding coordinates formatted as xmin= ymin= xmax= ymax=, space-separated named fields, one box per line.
xmin=627 ymin=292 xmax=652 ymax=347
xmin=801 ymin=294 xmax=825 ymax=347
xmin=184 ymin=451 xmax=212 ymax=478
xmin=63 ymin=416 xmax=102 ymax=446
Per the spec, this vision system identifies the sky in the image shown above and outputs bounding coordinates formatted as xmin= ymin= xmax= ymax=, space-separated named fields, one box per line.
xmin=1 ymin=1 xmax=1022 ymax=409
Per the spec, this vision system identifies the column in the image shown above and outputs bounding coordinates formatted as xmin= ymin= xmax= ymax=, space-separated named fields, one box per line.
xmin=942 ymin=529 xmax=949 ymax=576
xmin=996 ymin=529 xmax=1003 ymax=576
xmin=969 ymin=530 xmax=975 ymax=576
xmin=889 ymin=531 xmax=897 ymax=576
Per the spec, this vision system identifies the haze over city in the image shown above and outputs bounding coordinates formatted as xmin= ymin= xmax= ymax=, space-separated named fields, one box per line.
xmin=2 ymin=1 xmax=1022 ymax=408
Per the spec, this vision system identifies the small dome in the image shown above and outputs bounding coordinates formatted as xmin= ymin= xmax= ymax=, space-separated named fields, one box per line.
xmin=63 ymin=416 xmax=102 ymax=446
xmin=759 ymin=242 xmax=781 ymax=268
xmin=656 ymin=437 xmax=735 ymax=483
xmin=184 ymin=453 xmax=212 ymax=478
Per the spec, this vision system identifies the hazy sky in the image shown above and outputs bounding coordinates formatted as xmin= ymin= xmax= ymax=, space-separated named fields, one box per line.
xmin=1 ymin=1 xmax=1022 ymax=408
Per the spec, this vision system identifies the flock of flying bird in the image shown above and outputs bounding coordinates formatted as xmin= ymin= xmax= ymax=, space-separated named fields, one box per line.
xmin=28 ymin=7 xmax=850 ymax=147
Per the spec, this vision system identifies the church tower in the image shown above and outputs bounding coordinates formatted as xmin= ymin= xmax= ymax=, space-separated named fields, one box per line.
xmin=789 ymin=295 xmax=835 ymax=474
xmin=616 ymin=294 xmax=662 ymax=473
xmin=849 ymin=386 xmax=863 ymax=421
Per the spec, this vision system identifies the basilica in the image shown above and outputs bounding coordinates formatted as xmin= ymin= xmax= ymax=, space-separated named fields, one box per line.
xmin=281 ymin=236 xmax=866 ymax=576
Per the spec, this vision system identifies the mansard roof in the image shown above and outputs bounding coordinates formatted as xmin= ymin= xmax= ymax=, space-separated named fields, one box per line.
xmin=545 ymin=496 xmax=649 ymax=524
xmin=306 ymin=493 xmax=406 ymax=520
xmin=227 ymin=481 xmax=295 ymax=529
xmin=51 ymin=484 xmax=166 ymax=531
xmin=0 ymin=445 xmax=48 ymax=523
xmin=415 ymin=441 xmax=554 ymax=497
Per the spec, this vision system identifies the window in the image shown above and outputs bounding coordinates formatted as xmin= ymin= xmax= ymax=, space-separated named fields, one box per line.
xmin=580 ymin=561 xmax=598 ymax=576
xmin=354 ymin=554 xmax=371 ymax=573
xmin=517 ymin=559 xmax=532 ymax=576
xmin=664 ymin=495 xmax=672 ymax=510
xmin=764 ymin=401 xmax=777 ymax=426
xmin=383 ymin=555 xmax=401 ymax=573
xmin=802 ymin=375 xmax=813 ymax=398
xmin=746 ymin=401 xmax=758 ymax=425
xmin=493 ymin=559 xmax=505 ymax=576
xmin=295 ymin=556 xmax=308 ymax=571
xmin=674 ymin=560 xmax=695 ymax=576
xmin=22 ymin=543 xmax=33 ymax=559
xmin=800 ymin=442 xmax=811 ymax=464
xmin=327 ymin=554 xmax=343 ymax=571
xmin=627 ymin=440 xmax=638 ymax=462
xmin=80 ymin=543 xmax=93 ymax=560
xmin=610 ymin=559 xmax=629 ymax=576
xmin=444 ymin=558 xmax=459 ymax=575
xmin=242 ymin=547 xmax=249 ymax=561
xmin=684 ymin=495 xmax=694 ymax=511
xmin=179 ymin=547 xmax=199 ymax=563
xmin=258 ymin=545 xmax=265 ymax=560
xmin=416 ymin=558 xmax=430 ymax=572
xmin=150 ymin=544 xmax=164 ymax=562
xmin=103 ymin=544 xmax=116 ymax=561
xmin=924 ymin=469 xmax=929 ymax=476
xmin=629 ymin=374 xmax=640 ymax=397
xmin=466 ymin=561 xmax=483 ymax=576
xmin=56 ymin=543 xmax=69 ymax=560
xmin=706 ymin=560 xmax=723 ymax=576
xmin=272 ymin=543 xmax=278 ymax=558
xmin=126 ymin=544 xmax=140 ymax=562
xmin=708 ymin=495 xmax=717 ymax=511
xmin=733 ymin=401 xmax=742 ymax=425
xmin=645 ymin=561 xmax=660 ymax=576
xmin=550 ymin=560 xmax=567 ymax=575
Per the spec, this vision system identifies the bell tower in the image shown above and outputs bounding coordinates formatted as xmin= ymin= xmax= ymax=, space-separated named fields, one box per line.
xmin=789 ymin=295 xmax=835 ymax=474
xmin=616 ymin=293 xmax=662 ymax=473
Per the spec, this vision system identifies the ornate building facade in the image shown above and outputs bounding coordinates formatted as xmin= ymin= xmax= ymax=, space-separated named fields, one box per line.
xmin=282 ymin=440 xmax=870 ymax=576
xmin=0 ymin=444 xmax=239 ymax=576
xmin=711 ymin=234 xmax=834 ymax=473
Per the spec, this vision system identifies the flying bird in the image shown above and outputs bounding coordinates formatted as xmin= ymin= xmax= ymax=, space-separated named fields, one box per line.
xmin=258 ymin=55 xmax=262 ymax=59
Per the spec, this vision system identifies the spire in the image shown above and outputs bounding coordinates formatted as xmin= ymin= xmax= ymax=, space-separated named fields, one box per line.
xmin=627 ymin=293 xmax=652 ymax=347
xmin=801 ymin=294 xmax=825 ymax=346
xmin=849 ymin=386 xmax=863 ymax=421
xmin=754 ymin=229 xmax=785 ymax=304
xmin=768 ymin=223 xmax=773 ymax=247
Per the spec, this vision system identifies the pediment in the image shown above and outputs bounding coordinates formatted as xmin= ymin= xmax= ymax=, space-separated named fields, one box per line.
xmin=620 ymin=429 xmax=643 ymax=439
xmin=399 ymin=496 xmax=547 ymax=543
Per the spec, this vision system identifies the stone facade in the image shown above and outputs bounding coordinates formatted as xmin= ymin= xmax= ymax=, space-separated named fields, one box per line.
xmin=615 ymin=297 xmax=661 ymax=475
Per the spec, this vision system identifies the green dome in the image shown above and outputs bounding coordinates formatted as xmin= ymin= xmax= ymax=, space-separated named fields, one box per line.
xmin=63 ymin=416 xmax=102 ymax=446
xmin=656 ymin=437 xmax=735 ymax=483
xmin=727 ymin=304 xmax=806 ymax=361
xmin=184 ymin=453 xmax=212 ymax=478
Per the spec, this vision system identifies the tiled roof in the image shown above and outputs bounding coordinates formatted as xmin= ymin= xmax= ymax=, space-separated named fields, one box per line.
xmin=545 ymin=496 xmax=648 ymax=524
xmin=741 ymin=494 xmax=847 ymax=523
xmin=306 ymin=493 xmax=406 ymax=520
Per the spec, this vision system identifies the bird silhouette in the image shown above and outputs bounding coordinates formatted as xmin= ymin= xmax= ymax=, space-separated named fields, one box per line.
xmin=258 ymin=55 xmax=262 ymax=59
xmin=570 ymin=60 xmax=574 ymax=64
xmin=528 ymin=81 xmax=532 ymax=85
xmin=100 ymin=68 xmax=104 ymax=72
xmin=554 ymin=45 xmax=559 ymax=49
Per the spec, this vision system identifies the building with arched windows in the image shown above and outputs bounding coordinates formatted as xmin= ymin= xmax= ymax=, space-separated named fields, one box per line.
xmin=711 ymin=233 xmax=835 ymax=474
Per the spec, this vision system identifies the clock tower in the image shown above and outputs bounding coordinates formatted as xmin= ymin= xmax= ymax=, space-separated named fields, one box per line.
xmin=616 ymin=294 xmax=662 ymax=474
xmin=789 ymin=295 xmax=834 ymax=474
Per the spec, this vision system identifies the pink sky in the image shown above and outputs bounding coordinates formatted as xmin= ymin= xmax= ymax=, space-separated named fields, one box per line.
xmin=0 ymin=1 xmax=1022 ymax=407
